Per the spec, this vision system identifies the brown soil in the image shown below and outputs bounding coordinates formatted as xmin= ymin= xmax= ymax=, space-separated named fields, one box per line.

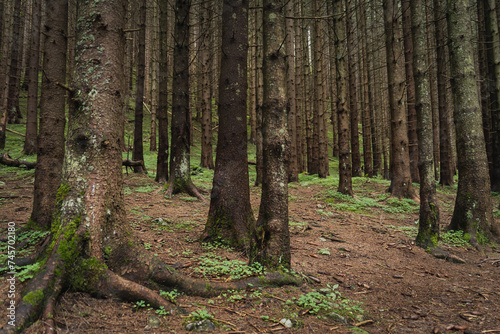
xmin=1 ymin=171 xmax=499 ymax=334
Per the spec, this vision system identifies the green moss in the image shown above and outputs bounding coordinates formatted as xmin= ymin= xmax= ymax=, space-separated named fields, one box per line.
xmin=23 ymin=289 xmax=44 ymax=306
xmin=69 ymin=256 xmax=107 ymax=292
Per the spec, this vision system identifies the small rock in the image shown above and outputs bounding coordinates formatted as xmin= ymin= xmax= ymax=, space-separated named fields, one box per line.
xmin=430 ymin=248 xmax=448 ymax=259
xmin=326 ymin=311 xmax=348 ymax=324
xmin=148 ymin=315 xmax=161 ymax=328
xmin=446 ymin=254 xmax=466 ymax=264
xmin=279 ymin=318 xmax=293 ymax=328
xmin=185 ymin=319 xmax=216 ymax=332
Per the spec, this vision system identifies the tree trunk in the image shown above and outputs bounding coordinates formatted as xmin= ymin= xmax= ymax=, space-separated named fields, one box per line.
xmin=199 ymin=0 xmax=214 ymax=170
xmin=132 ymin=0 xmax=147 ymax=173
xmin=254 ymin=0 xmax=264 ymax=186
xmin=411 ymin=0 xmax=440 ymax=249
xmin=384 ymin=0 xmax=415 ymax=198
xmin=155 ymin=0 xmax=170 ymax=183
xmin=24 ymin=0 xmax=42 ymax=155
xmin=294 ymin=0 xmax=305 ymax=173
xmin=166 ymin=0 xmax=205 ymax=200
xmin=30 ymin=0 xmax=67 ymax=230
xmin=6 ymin=0 xmax=22 ymax=125
xmin=447 ymin=0 xmax=499 ymax=244
xmin=251 ymin=0 xmax=291 ymax=269
xmin=285 ymin=0 xmax=298 ymax=182
xmin=433 ymin=0 xmax=454 ymax=186
xmin=402 ymin=0 xmax=420 ymax=184
xmin=336 ymin=0 xmax=353 ymax=196
xmin=203 ymin=0 xmax=255 ymax=251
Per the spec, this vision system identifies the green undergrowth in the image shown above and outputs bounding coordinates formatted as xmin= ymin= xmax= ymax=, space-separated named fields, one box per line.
xmin=384 ymin=225 xmax=471 ymax=247
xmin=193 ymin=252 xmax=265 ymax=280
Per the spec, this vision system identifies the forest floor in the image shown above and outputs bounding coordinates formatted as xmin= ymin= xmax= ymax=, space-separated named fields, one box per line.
xmin=1 ymin=165 xmax=500 ymax=333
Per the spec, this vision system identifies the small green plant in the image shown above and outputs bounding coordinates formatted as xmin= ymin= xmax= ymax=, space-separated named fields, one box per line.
xmin=194 ymin=253 xmax=264 ymax=280
xmin=440 ymin=230 xmax=470 ymax=247
xmin=317 ymin=248 xmax=330 ymax=255
xmin=155 ymin=306 xmax=169 ymax=317
xmin=144 ymin=243 xmax=152 ymax=250
xmin=159 ymin=289 xmax=181 ymax=304
xmin=187 ymin=308 xmax=214 ymax=322
xmin=134 ymin=300 xmax=149 ymax=309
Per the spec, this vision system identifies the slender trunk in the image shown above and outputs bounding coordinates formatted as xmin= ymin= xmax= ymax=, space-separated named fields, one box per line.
xmin=24 ymin=0 xmax=42 ymax=155
xmin=489 ymin=0 xmax=500 ymax=192
xmin=254 ymin=0 xmax=264 ymax=186
xmin=6 ymin=0 xmax=22 ymax=125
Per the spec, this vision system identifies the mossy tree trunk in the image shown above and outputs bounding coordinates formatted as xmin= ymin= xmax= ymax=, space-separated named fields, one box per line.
xmin=411 ymin=0 xmax=440 ymax=249
xmin=166 ymin=0 xmax=205 ymax=200
xmin=250 ymin=0 xmax=291 ymax=269
xmin=203 ymin=0 xmax=255 ymax=251
xmin=447 ymin=0 xmax=500 ymax=244
xmin=30 ymin=0 xmax=68 ymax=230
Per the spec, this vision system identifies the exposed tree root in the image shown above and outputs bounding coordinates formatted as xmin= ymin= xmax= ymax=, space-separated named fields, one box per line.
xmin=43 ymin=274 xmax=63 ymax=334
xmin=150 ymin=261 xmax=302 ymax=297
xmin=165 ymin=181 xmax=207 ymax=203
xmin=14 ymin=236 xmax=50 ymax=267
xmin=0 ymin=152 xmax=36 ymax=169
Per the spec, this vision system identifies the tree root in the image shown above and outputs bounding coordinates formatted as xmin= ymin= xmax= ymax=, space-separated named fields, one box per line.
xmin=150 ymin=261 xmax=302 ymax=297
xmin=165 ymin=181 xmax=207 ymax=203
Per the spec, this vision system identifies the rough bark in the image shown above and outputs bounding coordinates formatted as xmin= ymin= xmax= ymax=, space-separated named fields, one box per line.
xmin=203 ymin=0 xmax=255 ymax=251
xmin=335 ymin=0 xmax=353 ymax=196
xmin=166 ymin=0 xmax=205 ymax=201
xmin=402 ymin=0 xmax=420 ymax=184
xmin=251 ymin=0 xmax=291 ymax=269
xmin=6 ymin=0 xmax=22 ymax=125
xmin=132 ymin=0 xmax=147 ymax=173
xmin=447 ymin=0 xmax=499 ymax=243
xmin=254 ymin=0 xmax=264 ymax=186
xmin=155 ymin=0 xmax=170 ymax=183
xmin=384 ymin=0 xmax=415 ymax=198
xmin=30 ymin=0 xmax=68 ymax=230
xmin=24 ymin=0 xmax=42 ymax=155
xmin=411 ymin=0 xmax=440 ymax=249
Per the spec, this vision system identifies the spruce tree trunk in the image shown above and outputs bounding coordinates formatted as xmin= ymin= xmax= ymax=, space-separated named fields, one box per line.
xmin=335 ymin=0 xmax=352 ymax=196
xmin=204 ymin=0 xmax=255 ymax=251
xmin=24 ymin=0 xmax=42 ymax=155
xmin=6 ymin=0 xmax=22 ymax=125
xmin=384 ymin=0 xmax=414 ymax=198
xmin=411 ymin=0 xmax=440 ymax=249
xmin=30 ymin=0 xmax=67 ymax=230
xmin=251 ymin=0 xmax=291 ymax=269
xmin=447 ymin=0 xmax=499 ymax=243
xmin=133 ymin=0 xmax=147 ymax=173
xmin=155 ymin=0 xmax=170 ymax=183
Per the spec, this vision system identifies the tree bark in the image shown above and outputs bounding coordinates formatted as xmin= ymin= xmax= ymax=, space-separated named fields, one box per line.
xmin=24 ymin=0 xmax=42 ymax=155
xmin=203 ymin=0 xmax=255 ymax=251
xmin=384 ymin=0 xmax=415 ymax=198
xmin=6 ymin=0 xmax=22 ymax=125
xmin=411 ymin=0 xmax=440 ymax=249
xmin=30 ymin=0 xmax=68 ymax=230
xmin=132 ymin=0 xmax=147 ymax=173
xmin=447 ymin=0 xmax=499 ymax=243
xmin=251 ymin=0 xmax=291 ymax=269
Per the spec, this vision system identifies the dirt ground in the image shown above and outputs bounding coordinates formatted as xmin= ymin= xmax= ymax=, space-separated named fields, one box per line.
xmin=1 ymin=170 xmax=499 ymax=334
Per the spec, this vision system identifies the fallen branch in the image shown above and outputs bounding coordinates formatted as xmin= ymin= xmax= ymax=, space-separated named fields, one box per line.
xmin=6 ymin=128 xmax=25 ymax=137
xmin=0 ymin=152 xmax=36 ymax=169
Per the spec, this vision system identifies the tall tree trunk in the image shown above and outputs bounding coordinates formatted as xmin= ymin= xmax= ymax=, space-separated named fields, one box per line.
xmin=251 ymin=0 xmax=291 ymax=269
xmin=133 ymin=0 xmax=147 ymax=173
xmin=384 ymin=0 xmax=415 ymax=198
xmin=24 ymin=0 xmax=42 ymax=155
xmin=204 ymin=0 xmax=255 ymax=251
xmin=199 ymin=0 xmax=214 ymax=169
xmin=155 ymin=0 xmax=170 ymax=183
xmin=30 ymin=0 xmax=67 ymax=230
xmin=254 ymin=0 xmax=264 ymax=186
xmin=285 ymin=0 xmax=298 ymax=182
xmin=487 ymin=0 xmax=500 ymax=192
xmin=402 ymin=0 xmax=420 ymax=183
xmin=447 ymin=0 xmax=499 ymax=244
xmin=6 ymin=0 xmax=22 ymax=125
xmin=149 ymin=0 xmax=159 ymax=152
xmin=346 ymin=0 xmax=361 ymax=178
xmin=336 ymin=0 xmax=352 ymax=196
xmin=357 ymin=0 xmax=373 ymax=178
xmin=433 ymin=0 xmax=454 ymax=186
xmin=294 ymin=0 xmax=305 ymax=173
xmin=166 ymin=0 xmax=205 ymax=200
xmin=411 ymin=0 xmax=440 ymax=249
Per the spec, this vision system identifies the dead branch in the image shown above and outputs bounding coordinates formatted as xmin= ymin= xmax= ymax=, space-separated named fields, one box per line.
xmin=0 ymin=152 xmax=36 ymax=169
xmin=6 ymin=128 xmax=25 ymax=137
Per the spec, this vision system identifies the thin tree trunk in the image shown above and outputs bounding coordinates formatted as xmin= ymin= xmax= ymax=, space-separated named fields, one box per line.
xmin=24 ymin=0 xmax=42 ymax=155
xmin=336 ymin=0 xmax=352 ymax=195
xmin=402 ymin=0 xmax=420 ymax=183
xmin=489 ymin=0 xmax=500 ymax=192
xmin=411 ymin=0 xmax=440 ymax=249
xmin=254 ymin=0 xmax=264 ymax=186
xmin=133 ymin=0 xmax=147 ymax=173
xmin=6 ymin=0 xmax=22 ymax=125
xmin=294 ymin=0 xmax=305 ymax=173
xmin=31 ymin=0 xmax=67 ymax=230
